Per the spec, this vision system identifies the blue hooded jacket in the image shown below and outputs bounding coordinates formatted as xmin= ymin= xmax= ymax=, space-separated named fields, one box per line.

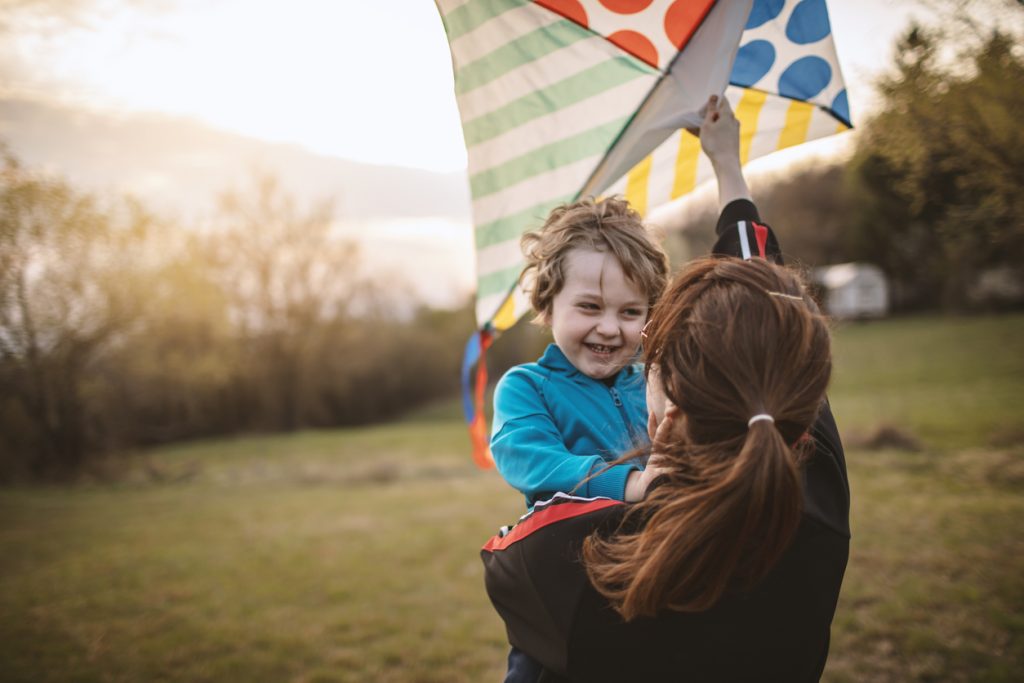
xmin=490 ymin=344 xmax=649 ymax=506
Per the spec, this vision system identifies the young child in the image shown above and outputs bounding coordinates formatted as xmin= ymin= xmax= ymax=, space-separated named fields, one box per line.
xmin=490 ymin=195 xmax=669 ymax=683
xmin=490 ymin=196 xmax=670 ymax=508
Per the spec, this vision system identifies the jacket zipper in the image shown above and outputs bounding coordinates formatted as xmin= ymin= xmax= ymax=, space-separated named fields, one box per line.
xmin=608 ymin=386 xmax=630 ymax=428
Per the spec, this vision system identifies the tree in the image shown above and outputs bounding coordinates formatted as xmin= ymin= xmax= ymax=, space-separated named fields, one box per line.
xmin=0 ymin=151 xmax=151 ymax=476
xmin=97 ymin=231 xmax=242 ymax=446
xmin=848 ymin=7 xmax=1024 ymax=309
xmin=0 ymin=155 xmax=497 ymax=479
xmin=209 ymin=175 xmax=367 ymax=430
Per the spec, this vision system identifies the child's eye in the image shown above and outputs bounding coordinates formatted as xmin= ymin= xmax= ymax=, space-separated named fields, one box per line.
xmin=577 ymin=302 xmax=600 ymax=311
xmin=623 ymin=308 xmax=644 ymax=317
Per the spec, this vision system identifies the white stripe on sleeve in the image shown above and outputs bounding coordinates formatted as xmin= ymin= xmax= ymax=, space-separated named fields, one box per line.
xmin=737 ymin=220 xmax=752 ymax=260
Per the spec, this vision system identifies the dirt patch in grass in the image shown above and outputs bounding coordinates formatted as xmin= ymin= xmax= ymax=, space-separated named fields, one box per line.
xmin=845 ymin=423 xmax=924 ymax=452
xmin=989 ymin=425 xmax=1024 ymax=448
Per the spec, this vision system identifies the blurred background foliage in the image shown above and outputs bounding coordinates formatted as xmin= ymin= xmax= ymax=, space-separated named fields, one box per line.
xmin=0 ymin=157 xmax=550 ymax=481
xmin=1 ymin=12 xmax=1022 ymax=482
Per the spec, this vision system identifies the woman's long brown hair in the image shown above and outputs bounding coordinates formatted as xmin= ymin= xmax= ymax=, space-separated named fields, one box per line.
xmin=582 ymin=256 xmax=832 ymax=620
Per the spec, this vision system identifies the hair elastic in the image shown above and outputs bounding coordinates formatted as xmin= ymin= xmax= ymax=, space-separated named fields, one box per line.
xmin=748 ymin=414 xmax=775 ymax=427
xmin=766 ymin=290 xmax=803 ymax=301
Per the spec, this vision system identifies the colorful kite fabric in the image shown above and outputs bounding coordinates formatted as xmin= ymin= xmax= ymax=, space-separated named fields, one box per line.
xmin=435 ymin=0 xmax=852 ymax=466
xmin=601 ymin=0 xmax=851 ymax=214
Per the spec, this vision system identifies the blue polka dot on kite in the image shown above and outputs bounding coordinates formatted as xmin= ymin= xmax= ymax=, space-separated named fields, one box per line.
xmin=731 ymin=40 xmax=776 ymax=88
xmin=786 ymin=0 xmax=831 ymax=45
xmin=831 ymin=89 xmax=850 ymax=126
xmin=778 ymin=56 xmax=832 ymax=100
xmin=746 ymin=0 xmax=785 ymax=30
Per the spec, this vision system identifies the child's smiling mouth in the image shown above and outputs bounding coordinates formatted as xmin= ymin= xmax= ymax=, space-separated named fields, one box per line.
xmin=585 ymin=343 xmax=619 ymax=355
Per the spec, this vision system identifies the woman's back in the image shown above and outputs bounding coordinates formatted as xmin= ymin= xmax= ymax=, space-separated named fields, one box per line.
xmin=483 ymin=404 xmax=849 ymax=683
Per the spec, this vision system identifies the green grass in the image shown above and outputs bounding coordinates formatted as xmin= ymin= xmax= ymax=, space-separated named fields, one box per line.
xmin=0 ymin=420 xmax=521 ymax=683
xmin=1 ymin=314 xmax=1022 ymax=682
xmin=828 ymin=314 xmax=1024 ymax=449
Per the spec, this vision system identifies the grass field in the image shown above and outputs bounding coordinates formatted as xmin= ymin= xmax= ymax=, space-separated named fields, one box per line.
xmin=1 ymin=314 xmax=1022 ymax=682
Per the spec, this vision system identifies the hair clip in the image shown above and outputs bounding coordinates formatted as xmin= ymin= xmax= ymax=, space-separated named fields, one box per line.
xmin=765 ymin=290 xmax=804 ymax=301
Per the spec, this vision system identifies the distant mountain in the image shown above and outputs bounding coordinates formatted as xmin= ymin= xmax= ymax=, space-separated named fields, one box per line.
xmin=0 ymin=97 xmax=472 ymax=223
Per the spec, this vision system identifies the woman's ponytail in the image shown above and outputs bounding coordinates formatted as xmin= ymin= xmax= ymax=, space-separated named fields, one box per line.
xmin=728 ymin=418 xmax=803 ymax=586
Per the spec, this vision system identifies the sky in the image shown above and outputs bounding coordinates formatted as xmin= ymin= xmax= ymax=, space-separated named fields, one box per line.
xmin=0 ymin=0 xmax=938 ymax=173
xmin=0 ymin=0 xmax=952 ymax=307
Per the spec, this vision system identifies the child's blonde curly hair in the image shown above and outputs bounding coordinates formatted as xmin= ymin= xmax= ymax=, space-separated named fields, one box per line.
xmin=519 ymin=196 xmax=669 ymax=323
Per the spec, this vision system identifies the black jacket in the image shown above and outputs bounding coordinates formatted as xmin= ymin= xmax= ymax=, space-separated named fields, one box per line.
xmin=482 ymin=200 xmax=850 ymax=682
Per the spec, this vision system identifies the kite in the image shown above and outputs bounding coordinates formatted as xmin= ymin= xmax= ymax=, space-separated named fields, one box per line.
xmin=436 ymin=0 xmax=853 ymax=467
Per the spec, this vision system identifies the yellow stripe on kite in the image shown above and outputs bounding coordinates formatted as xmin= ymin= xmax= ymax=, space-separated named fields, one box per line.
xmin=836 ymin=121 xmax=850 ymax=134
xmin=735 ymin=89 xmax=768 ymax=165
xmin=624 ymin=154 xmax=653 ymax=216
xmin=670 ymin=130 xmax=701 ymax=199
xmin=491 ymin=292 xmax=519 ymax=331
xmin=778 ymin=100 xmax=814 ymax=150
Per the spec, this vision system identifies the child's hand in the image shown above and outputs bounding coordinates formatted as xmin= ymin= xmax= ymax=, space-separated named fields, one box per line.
xmin=648 ymin=404 xmax=681 ymax=465
xmin=698 ymin=95 xmax=740 ymax=167
xmin=692 ymin=94 xmax=751 ymax=207
xmin=625 ymin=406 xmax=680 ymax=501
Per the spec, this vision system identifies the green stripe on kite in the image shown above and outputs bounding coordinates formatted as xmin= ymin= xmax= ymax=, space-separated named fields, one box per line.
xmin=455 ymin=21 xmax=591 ymax=96
xmin=474 ymin=195 xmax=575 ymax=250
xmin=477 ymin=262 xmax=527 ymax=299
xmin=469 ymin=117 xmax=629 ymax=199
xmin=462 ymin=57 xmax=651 ymax=147
xmin=442 ymin=0 xmax=528 ymax=42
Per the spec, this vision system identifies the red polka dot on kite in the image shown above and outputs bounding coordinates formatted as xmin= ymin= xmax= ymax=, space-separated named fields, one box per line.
xmin=607 ymin=30 xmax=659 ymax=68
xmin=536 ymin=0 xmax=588 ymax=28
xmin=599 ymin=0 xmax=654 ymax=13
xmin=664 ymin=0 xmax=716 ymax=49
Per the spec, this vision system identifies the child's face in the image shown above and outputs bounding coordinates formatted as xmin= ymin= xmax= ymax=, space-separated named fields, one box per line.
xmin=547 ymin=247 xmax=648 ymax=380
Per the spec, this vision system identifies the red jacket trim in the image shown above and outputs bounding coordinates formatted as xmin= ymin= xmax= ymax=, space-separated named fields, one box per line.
xmin=482 ymin=497 xmax=623 ymax=552
xmin=753 ymin=222 xmax=769 ymax=259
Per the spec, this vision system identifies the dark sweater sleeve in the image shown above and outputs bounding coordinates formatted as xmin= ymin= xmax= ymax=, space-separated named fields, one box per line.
xmin=711 ymin=198 xmax=785 ymax=265
xmin=482 ymin=501 xmax=626 ymax=677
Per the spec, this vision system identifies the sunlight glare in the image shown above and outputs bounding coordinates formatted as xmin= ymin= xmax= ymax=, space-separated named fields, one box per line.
xmin=16 ymin=0 xmax=467 ymax=172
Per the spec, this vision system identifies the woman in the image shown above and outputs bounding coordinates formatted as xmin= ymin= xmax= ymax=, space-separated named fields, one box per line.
xmin=481 ymin=97 xmax=850 ymax=682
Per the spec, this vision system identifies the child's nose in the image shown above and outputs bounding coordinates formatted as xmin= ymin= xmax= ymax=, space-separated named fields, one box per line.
xmin=595 ymin=314 xmax=619 ymax=337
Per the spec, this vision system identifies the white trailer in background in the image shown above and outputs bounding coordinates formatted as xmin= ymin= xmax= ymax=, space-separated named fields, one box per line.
xmin=812 ymin=263 xmax=889 ymax=319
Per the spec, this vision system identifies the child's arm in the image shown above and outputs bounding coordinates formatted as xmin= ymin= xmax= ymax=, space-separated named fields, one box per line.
xmin=491 ymin=369 xmax=640 ymax=505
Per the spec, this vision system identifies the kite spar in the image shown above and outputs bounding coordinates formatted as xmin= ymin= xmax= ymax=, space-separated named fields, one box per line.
xmin=436 ymin=0 xmax=853 ymax=467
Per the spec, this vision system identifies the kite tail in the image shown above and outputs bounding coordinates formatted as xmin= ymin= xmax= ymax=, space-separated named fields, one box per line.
xmin=460 ymin=328 xmax=495 ymax=469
